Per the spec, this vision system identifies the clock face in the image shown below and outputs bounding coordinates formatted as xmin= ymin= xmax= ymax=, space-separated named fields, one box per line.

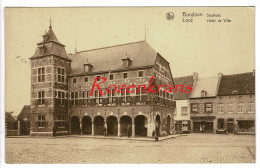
xmin=199 ymin=104 xmax=204 ymax=113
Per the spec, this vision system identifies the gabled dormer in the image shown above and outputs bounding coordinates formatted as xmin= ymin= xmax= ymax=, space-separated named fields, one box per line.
xmin=121 ymin=55 xmax=132 ymax=68
xmin=83 ymin=61 xmax=93 ymax=72
xmin=201 ymin=90 xmax=207 ymax=97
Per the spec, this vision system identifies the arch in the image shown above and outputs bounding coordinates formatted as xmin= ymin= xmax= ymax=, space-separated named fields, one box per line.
xmin=82 ymin=116 xmax=92 ymax=135
xmin=155 ymin=114 xmax=161 ymax=137
xmin=107 ymin=116 xmax=118 ymax=136
xmin=134 ymin=115 xmax=147 ymax=137
xmin=166 ymin=115 xmax=171 ymax=135
xmin=120 ymin=115 xmax=132 ymax=136
xmin=71 ymin=116 xmax=80 ymax=134
xmin=94 ymin=116 xmax=104 ymax=135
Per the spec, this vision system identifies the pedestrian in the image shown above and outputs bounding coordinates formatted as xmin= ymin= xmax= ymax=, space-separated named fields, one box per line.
xmin=52 ymin=124 xmax=57 ymax=137
xmin=104 ymin=126 xmax=107 ymax=136
xmin=127 ymin=124 xmax=131 ymax=138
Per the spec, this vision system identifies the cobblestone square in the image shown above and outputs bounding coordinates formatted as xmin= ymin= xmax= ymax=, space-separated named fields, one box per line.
xmin=5 ymin=134 xmax=255 ymax=164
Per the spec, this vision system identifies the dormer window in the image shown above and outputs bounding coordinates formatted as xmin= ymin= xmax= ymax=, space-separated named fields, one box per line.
xmin=38 ymin=45 xmax=47 ymax=54
xmin=84 ymin=63 xmax=93 ymax=72
xmin=122 ymin=57 xmax=132 ymax=68
xmin=201 ymin=90 xmax=207 ymax=97
xmin=232 ymin=90 xmax=238 ymax=95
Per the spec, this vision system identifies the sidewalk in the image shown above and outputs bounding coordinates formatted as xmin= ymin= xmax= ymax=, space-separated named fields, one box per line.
xmin=6 ymin=134 xmax=186 ymax=141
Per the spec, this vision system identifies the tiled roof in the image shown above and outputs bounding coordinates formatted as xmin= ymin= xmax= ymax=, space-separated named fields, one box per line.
xmin=70 ymin=41 xmax=157 ymax=75
xmin=218 ymin=72 xmax=255 ymax=96
xmin=30 ymin=25 xmax=71 ymax=61
xmin=173 ymin=75 xmax=194 ymax=100
xmin=17 ymin=105 xmax=31 ymax=119
xmin=191 ymin=77 xmax=220 ymax=98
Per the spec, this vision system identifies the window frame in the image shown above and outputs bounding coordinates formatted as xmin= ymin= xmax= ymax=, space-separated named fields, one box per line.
xmin=37 ymin=67 xmax=45 ymax=82
xmin=38 ymin=91 xmax=45 ymax=106
xmin=57 ymin=67 xmax=66 ymax=83
xmin=37 ymin=115 xmax=45 ymax=128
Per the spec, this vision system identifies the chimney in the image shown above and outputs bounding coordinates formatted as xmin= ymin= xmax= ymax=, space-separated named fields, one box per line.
xmin=193 ymin=72 xmax=198 ymax=81
xmin=217 ymin=73 xmax=223 ymax=78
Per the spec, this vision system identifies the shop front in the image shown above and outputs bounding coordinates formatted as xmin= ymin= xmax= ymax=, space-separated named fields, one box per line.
xmin=191 ymin=116 xmax=215 ymax=133
xmin=237 ymin=119 xmax=255 ymax=134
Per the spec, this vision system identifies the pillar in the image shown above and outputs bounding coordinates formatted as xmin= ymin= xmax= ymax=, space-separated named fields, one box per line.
xmin=104 ymin=119 xmax=107 ymax=136
xmin=132 ymin=120 xmax=135 ymax=137
xmin=92 ymin=121 xmax=94 ymax=136
xmin=79 ymin=117 xmax=82 ymax=135
xmin=147 ymin=118 xmax=155 ymax=137
xmin=117 ymin=123 xmax=121 ymax=137
xmin=17 ymin=120 xmax=21 ymax=136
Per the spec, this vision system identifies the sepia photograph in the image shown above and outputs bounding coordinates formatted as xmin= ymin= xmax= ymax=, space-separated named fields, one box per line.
xmin=3 ymin=6 xmax=256 ymax=164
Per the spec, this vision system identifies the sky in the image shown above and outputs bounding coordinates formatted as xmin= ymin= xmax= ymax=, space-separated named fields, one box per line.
xmin=5 ymin=7 xmax=255 ymax=116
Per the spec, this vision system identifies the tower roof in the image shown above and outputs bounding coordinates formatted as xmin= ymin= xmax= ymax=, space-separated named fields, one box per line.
xmin=30 ymin=24 xmax=71 ymax=61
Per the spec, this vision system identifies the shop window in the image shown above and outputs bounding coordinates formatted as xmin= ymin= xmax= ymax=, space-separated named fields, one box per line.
xmin=217 ymin=119 xmax=224 ymax=129
xmin=237 ymin=120 xmax=255 ymax=132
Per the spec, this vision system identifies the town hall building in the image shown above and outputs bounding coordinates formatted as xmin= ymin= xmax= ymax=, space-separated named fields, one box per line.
xmin=29 ymin=23 xmax=176 ymax=137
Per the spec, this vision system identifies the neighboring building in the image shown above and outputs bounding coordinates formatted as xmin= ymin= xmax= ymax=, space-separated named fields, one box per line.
xmin=216 ymin=71 xmax=255 ymax=134
xmin=17 ymin=105 xmax=31 ymax=135
xmin=190 ymin=74 xmax=221 ymax=133
xmin=173 ymin=73 xmax=197 ymax=134
xmin=29 ymin=23 xmax=176 ymax=137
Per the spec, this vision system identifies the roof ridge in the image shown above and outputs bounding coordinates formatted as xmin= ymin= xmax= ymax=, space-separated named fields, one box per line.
xmin=223 ymin=71 xmax=253 ymax=77
xmin=76 ymin=40 xmax=146 ymax=54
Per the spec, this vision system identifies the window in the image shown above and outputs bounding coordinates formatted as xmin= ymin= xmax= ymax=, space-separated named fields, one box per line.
xmin=191 ymin=104 xmax=198 ymax=113
xmin=138 ymin=71 xmax=144 ymax=77
xmin=57 ymin=115 xmax=65 ymax=128
xmin=248 ymin=103 xmax=255 ymax=113
xmin=38 ymin=67 xmax=45 ymax=82
xmin=57 ymin=67 xmax=65 ymax=83
xmin=38 ymin=115 xmax=45 ymax=128
xmin=136 ymin=86 xmax=146 ymax=104
xmin=84 ymin=77 xmax=89 ymax=82
xmin=109 ymin=74 xmax=114 ymax=80
xmin=227 ymin=103 xmax=234 ymax=113
xmin=38 ymin=91 xmax=45 ymax=105
xmin=181 ymin=107 xmax=188 ymax=115
xmin=218 ymin=119 xmax=225 ymax=129
xmin=121 ymin=88 xmax=132 ymax=104
xmin=108 ymin=88 xmax=116 ymax=104
xmin=123 ymin=73 xmax=128 ymax=79
xmin=71 ymin=92 xmax=79 ymax=106
xmin=94 ymin=90 xmax=103 ymax=105
xmin=73 ymin=78 xmax=77 ymax=83
xmin=96 ymin=76 xmax=101 ymax=81
xmin=238 ymin=103 xmax=244 ymax=113
xmin=205 ymin=103 xmax=212 ymax=113
xmin=57 ymin=91 xmax=65 ymax=106
xmin=217 ymin=104 xmax=224 ymax=114
xmin=82 ymin=91 xmax=90 ymax=106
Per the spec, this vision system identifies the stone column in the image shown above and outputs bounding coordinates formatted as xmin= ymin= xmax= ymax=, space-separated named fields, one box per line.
xmin=92 ymin=121 xmax=94 ymax=136
xmin=132 ymin=120 xmax=135 ymax=137
xmin=17 ymin=120 xmax=21 ymax=136
xmin=79 ymin=117 xmax=82 ymax=135
xmin=117 ymin=123 xmax=121 ymax=137
xmin=104 ymin=119 xmax=107 ymax=136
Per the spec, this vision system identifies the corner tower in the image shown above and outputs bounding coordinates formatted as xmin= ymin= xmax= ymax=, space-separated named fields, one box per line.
xmin=29 ymin=23 xmax=71 ymax=136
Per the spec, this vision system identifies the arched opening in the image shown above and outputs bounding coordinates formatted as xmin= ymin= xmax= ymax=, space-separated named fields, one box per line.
xmin=82 ymin=116 xmax=92 ymax=135
xmin=134 ymin=115 xmax=147 ymax=137
xmin=94 ymin=116 xmax=104 ymax=135
xmin=107 ymin=116 xmax=118 ymax=136
xmin=71 ymin=116 xmax=80 ymax=134
xmin=120 ymin=115 xmax=132 ymax=136
xmin=166 ymin=115 xmax=171 ymax=135
xmin=155 ymin=114 xmax=161 ymax=136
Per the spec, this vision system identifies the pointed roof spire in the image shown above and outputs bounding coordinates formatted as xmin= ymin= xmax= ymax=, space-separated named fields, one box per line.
xmin=49 ymin=16 xmax=52 ymax=29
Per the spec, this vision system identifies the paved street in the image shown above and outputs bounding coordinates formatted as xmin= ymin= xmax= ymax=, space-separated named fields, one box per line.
xmin=5 ymin=134 xmax=255 ymax=163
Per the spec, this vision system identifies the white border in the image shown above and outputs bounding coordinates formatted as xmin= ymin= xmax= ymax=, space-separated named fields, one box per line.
xmin=0 ymin=0 xmax=259 ymax=168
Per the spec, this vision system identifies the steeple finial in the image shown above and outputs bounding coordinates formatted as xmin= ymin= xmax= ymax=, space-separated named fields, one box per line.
xmin=49 ymin=16 xmax=52 ymax=29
